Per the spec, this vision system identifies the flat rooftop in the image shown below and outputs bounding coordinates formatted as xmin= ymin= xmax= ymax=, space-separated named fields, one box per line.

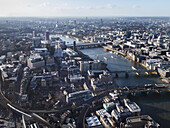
xmin=126 ymin=102 xmax=141 ymax=113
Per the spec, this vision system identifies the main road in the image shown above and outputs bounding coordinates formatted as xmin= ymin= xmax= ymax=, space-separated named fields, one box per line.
xmin=0 ymin=70 xmax=54 ymax=128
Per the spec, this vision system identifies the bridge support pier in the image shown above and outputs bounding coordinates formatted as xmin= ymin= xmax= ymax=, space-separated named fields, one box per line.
xmin=115 ymin=73 xmax=118 ymax=78
xmin=125 ymin=72 xmax=129 ymax=78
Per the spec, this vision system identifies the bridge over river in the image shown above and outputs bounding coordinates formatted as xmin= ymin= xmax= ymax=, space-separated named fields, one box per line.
xmin=67 ymin=42 xmax=105 ymax=49
xmin=110 ymin=69 xmax=157 ymax=78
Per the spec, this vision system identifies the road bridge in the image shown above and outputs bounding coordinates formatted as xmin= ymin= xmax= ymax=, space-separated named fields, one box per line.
xmin=120 ymin=84 xmax=170 ymax=96
xmin=110 ymin=69 xmax=155 ymax=73
xmin=110 ymin=69 xmax=157 ymax=78
xmin=103 ymin=46 xmax=126 ymax=56
xmin=67 ymin=42 xmax=105 ymax=49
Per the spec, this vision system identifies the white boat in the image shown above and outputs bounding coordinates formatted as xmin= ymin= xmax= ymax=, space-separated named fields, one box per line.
xmin=132 ymin=66 xmax=137 ymax=70
xmin=76 ymin=38 xmax=80 ymax=41
xmin=104 ymin=57 xmax=107 ymax=60
xmin=111 ymin=56 xmax=114 ymax=59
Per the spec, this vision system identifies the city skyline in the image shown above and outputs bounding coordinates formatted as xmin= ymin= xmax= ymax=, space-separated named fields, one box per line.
xmin=0 ymin=0 xmax=170 ymax=17
xmin=0 ymin=7 xmax=169 ymax=127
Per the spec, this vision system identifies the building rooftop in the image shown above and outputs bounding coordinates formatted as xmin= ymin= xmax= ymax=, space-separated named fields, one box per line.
xmin=0 ymin=55 xmax=5 ymax=60
xmin=126 ymin=102 xmax=141 ymax=113
xmin=86 ymin=116 xmax=101 ymax=127
xmin=34 ymin=48 xmax=48 ymax=51
xmin=28 ymin=54 xmax=44 ymax=62
xmin=68 ymin=90 xmax=91 ymax=98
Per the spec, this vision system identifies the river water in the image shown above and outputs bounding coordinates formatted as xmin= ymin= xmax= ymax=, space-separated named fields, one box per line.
xmin=52 ymin=34 xmax=84 ymax=45
xmin=131 ymin=94 xmax=170 ymax=128
xmin=80 ymin=48 xmax=169 ymax=128
xmin=59 ymin=35 xmax=169 ymax=128
xmin=80 ymin=48 xmax=163 ymax=86
xmin=52 ymin=34 xmax=163 ymax=86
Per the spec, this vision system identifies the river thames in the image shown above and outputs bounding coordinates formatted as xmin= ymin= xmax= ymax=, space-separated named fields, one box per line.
xmin=80 ymin=47 xmax=169 ymax=128
xmin=80 ymin=48 xmax=163 ymax=86
xmin=59 ymin=35 xmax=169 ymax=128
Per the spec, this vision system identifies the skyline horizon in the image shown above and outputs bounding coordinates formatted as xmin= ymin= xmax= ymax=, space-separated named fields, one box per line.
xmin=0 ymin=16 xmax=170 ymax=18
xmin=0 ymin=0 xmax=169 ymax=17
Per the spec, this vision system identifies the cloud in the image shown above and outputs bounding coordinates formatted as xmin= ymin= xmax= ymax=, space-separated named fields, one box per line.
xmin=74 ymin=4 xmax=117 ymax=10
xmin=106 ymin=4 xmax=117 ymax=9
xmin=26 ymin=4 xmax=32 ymax=8
xmin=40 ymin=2 xmax=50 ymax=7
xmin=132 ymin=5 xmax=141 ymax=9
xmin=54 ymin=3 xmax=71 ymax=10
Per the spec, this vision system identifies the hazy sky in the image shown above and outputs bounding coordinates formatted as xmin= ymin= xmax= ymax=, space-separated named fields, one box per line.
xmin=0 ymin=0 xmax=169 ymax=17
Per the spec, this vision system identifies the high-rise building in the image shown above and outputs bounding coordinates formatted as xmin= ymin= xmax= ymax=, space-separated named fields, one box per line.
xmin=27 ymin=54 xmax=45 ymax=69
xmin=33 ymin=31 xmax=36 ymax=37
xmin=157 ymin=35 xmax=163 ymax=43
xmin=74 ymin=20 xmax=77 ymax=25
xmin=32 ymin=37 xmax=41 ymax=48
xmin=101 ymin=19 xmax=103 ymax=26
xmin=73 ymin=41 xmax=77 ymax=51
xmin=45 ymin=31 xmax=50 ymax=41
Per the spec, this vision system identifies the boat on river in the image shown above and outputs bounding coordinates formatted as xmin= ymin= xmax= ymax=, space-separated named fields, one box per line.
xmin=132 ymin=66 xmax=137 ymax=70
xmin=104 ymin=57 xmax=107 ymax=61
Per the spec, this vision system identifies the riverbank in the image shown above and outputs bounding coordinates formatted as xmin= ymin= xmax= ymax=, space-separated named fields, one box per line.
xmin=130 ymin=93 xmax=170 ymax=128
xmin=80 ymin=48 xmax=164 ymax=86
xmin=77 ymin=50 xmax=94 ymax=61
xmin=60 ymin=34 xmax=169 ymax=127
xmin=103 ymin=46 xmax=169 ymax=84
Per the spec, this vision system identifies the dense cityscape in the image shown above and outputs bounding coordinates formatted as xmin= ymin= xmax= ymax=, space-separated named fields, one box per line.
xmin=0 ymin=17 xmax=169 ymax=128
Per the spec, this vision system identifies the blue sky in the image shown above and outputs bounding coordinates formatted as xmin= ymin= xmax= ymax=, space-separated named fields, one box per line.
xmin=0 ymin=0 xmax=169 ymax=17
